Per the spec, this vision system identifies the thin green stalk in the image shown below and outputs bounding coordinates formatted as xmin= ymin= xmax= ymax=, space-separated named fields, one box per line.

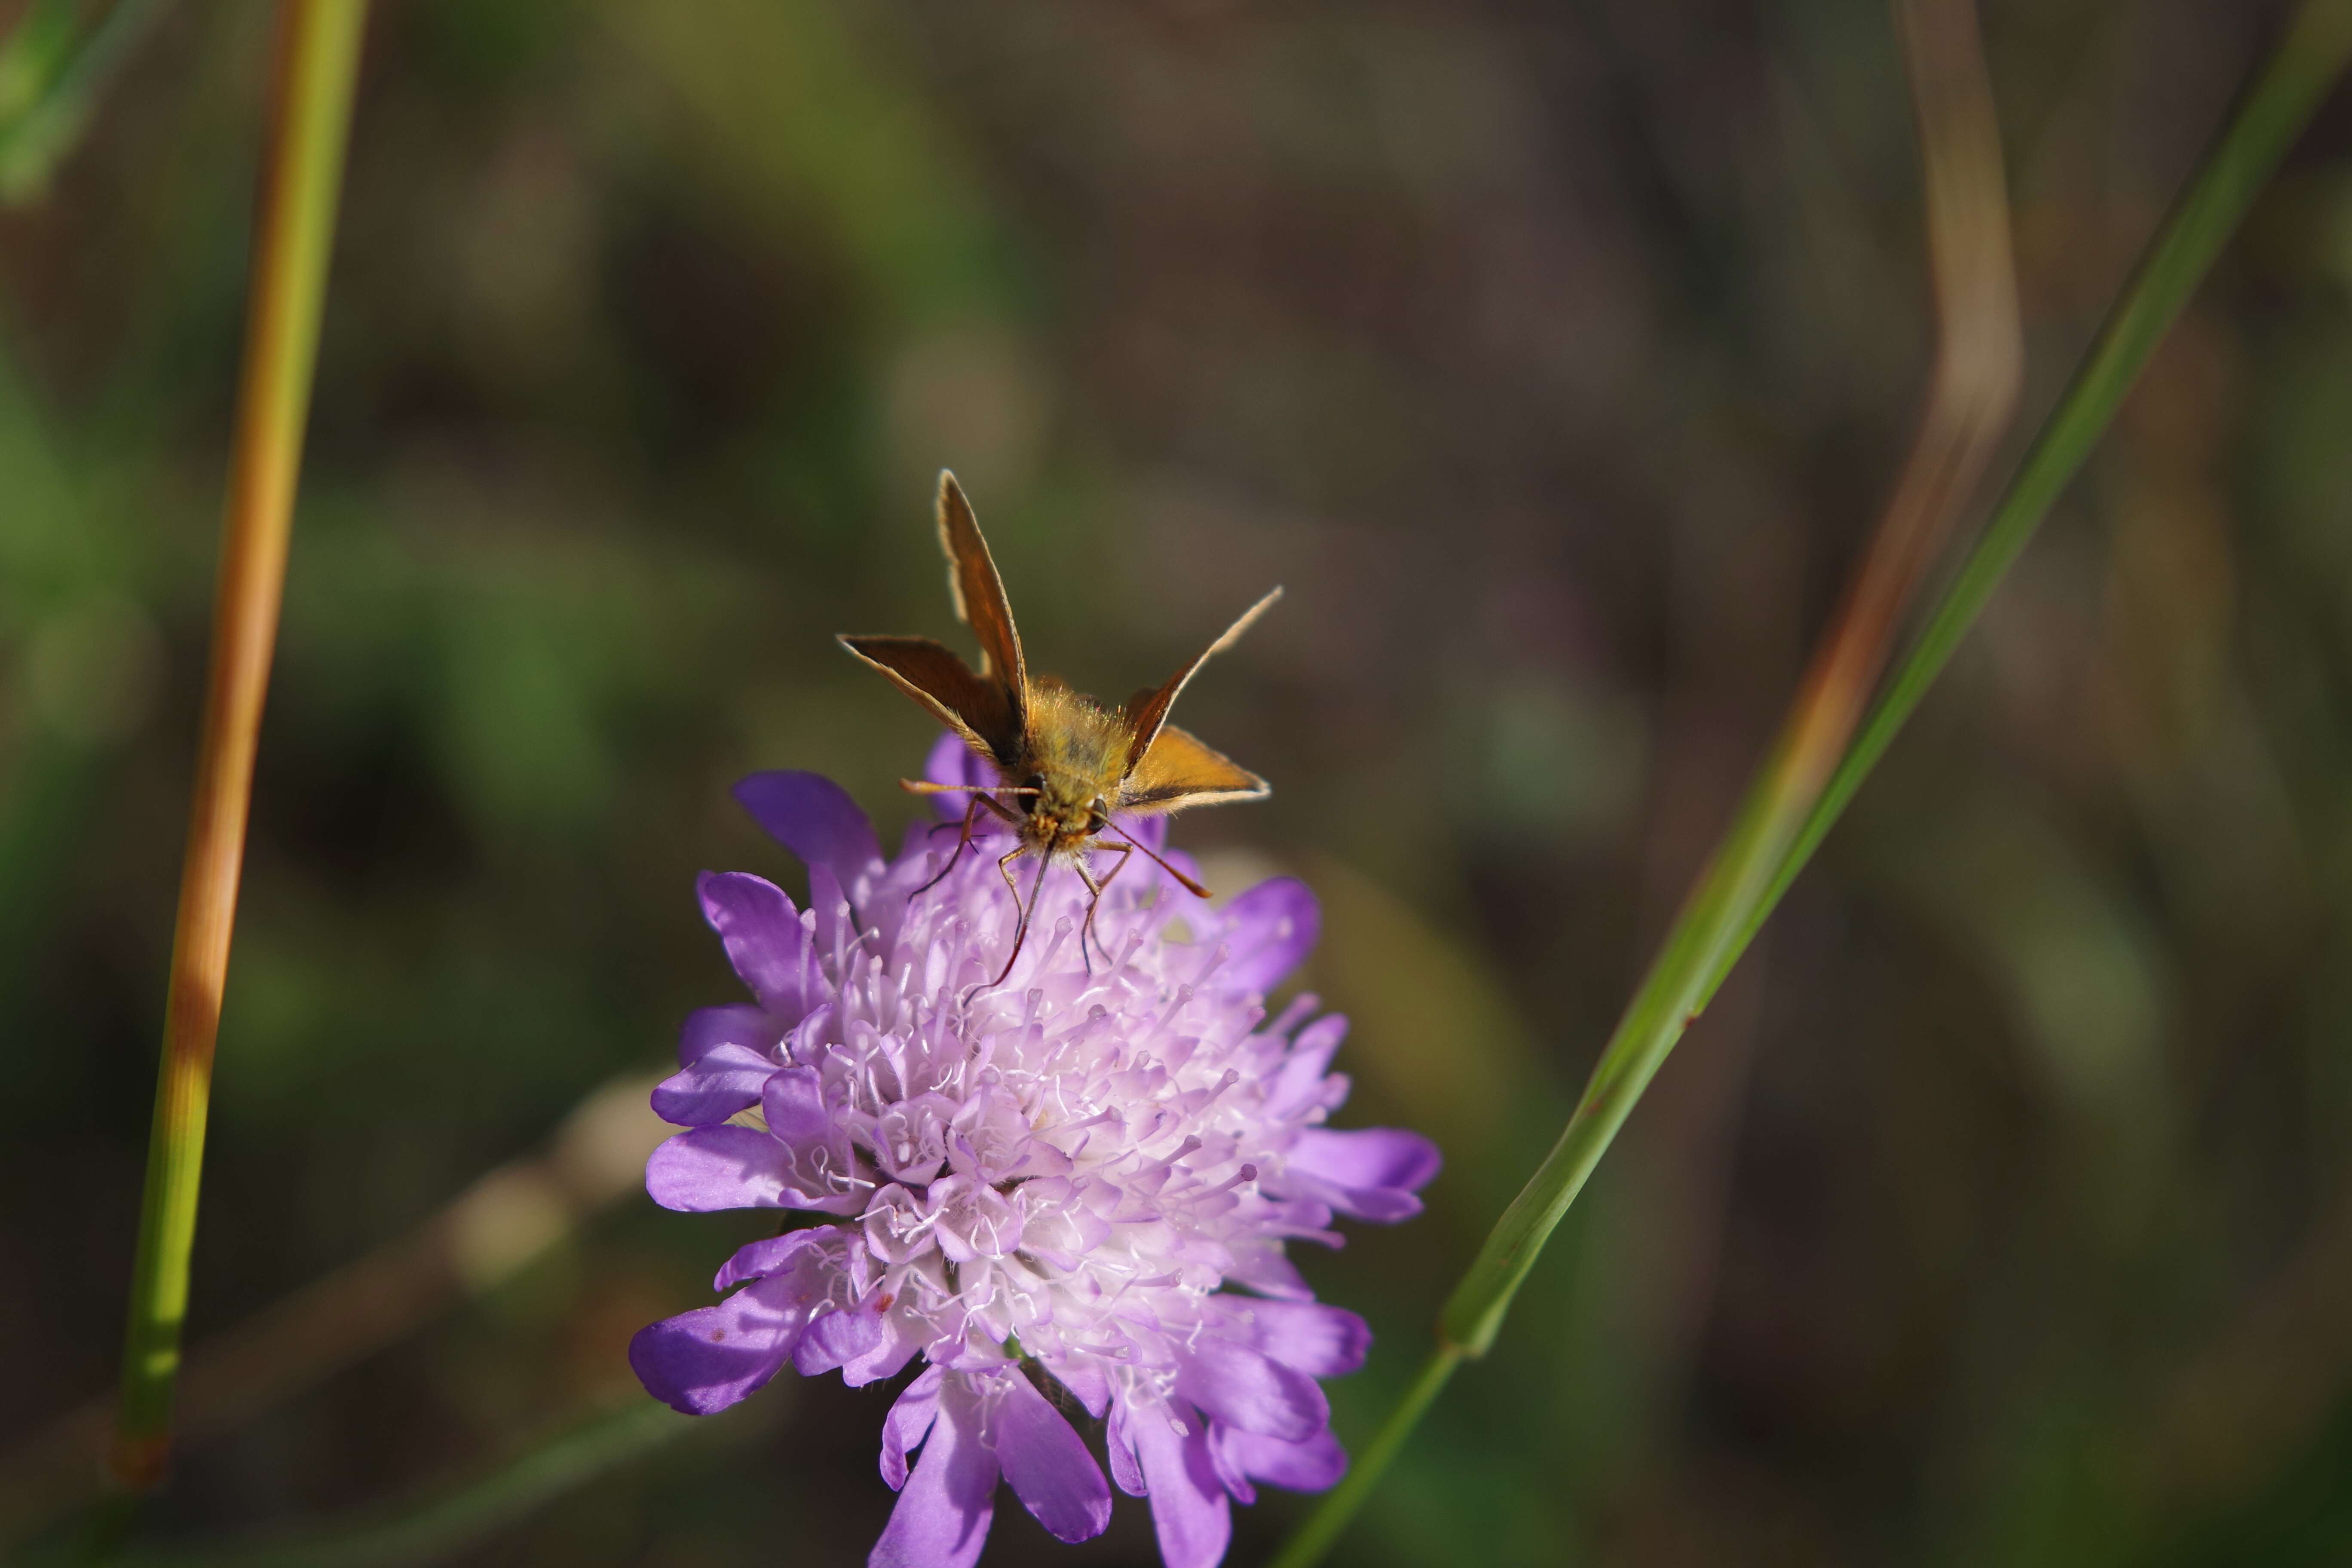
xmin=1440 ymin=0 xmax=2024 ymax=1369
xmin=1273 ymin=2 xmax=2352 ymax=1561
xmin=1268 ymin=1346 xmax=1464 ymax=1568
xmin=113 ymin=0 xmax=368 ymax=1490
xmin=1706 ymin=0 xmax=2352 ymax=1007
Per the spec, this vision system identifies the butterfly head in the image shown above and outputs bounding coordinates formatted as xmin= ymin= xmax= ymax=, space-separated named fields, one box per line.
xmin=1015 ymin=766 xmax=1116 ymax=856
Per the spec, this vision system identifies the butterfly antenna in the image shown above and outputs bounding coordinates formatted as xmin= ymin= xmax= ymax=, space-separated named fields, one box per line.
xmin=1103 ymin=824 xmax=1213 ymax=899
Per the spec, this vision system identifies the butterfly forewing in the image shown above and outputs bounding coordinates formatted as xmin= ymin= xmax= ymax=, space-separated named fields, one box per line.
xmin=1121 ymin=587 xmax=1283 ymax=777
xmin=1119 ymin=723 xmax=1269 ymax=813
xmin=935 ymin=473 xmax=1028 ymax=726
xmin=837 ymin=634 xmax=1024 ymax=766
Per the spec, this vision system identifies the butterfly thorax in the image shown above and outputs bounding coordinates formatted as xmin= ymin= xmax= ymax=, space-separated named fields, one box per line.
xmin=1010 ymin=684 xmax=1129 ymax=855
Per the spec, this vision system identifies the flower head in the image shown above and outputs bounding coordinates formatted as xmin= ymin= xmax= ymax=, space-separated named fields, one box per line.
xmin=632 ymin=736 xmax=1440 ymax=1568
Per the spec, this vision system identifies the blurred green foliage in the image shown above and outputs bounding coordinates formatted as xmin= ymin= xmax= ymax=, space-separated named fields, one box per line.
xmin=0 ymin=0 xmax=167 ymax=202
xmin=3 ymin=0 xmax=2352 ymax=1563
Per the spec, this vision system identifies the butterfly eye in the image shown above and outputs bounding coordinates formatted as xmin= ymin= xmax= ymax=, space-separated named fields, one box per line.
xmin=1087 ymin=800 xmax=1111 ymax=833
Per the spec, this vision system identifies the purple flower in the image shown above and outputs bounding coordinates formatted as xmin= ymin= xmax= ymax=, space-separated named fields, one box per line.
xmin=632 ymin=735 xmax=1440 ymax=1568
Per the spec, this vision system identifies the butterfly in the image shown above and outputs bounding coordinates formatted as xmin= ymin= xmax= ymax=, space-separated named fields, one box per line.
xmin=840 ymin=471 xmax=1281 ymax=985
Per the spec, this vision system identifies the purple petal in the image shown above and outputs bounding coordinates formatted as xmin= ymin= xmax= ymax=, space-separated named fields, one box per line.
xmin=1222 ymin=1244 xmax=1316 ymax=1300
xmin=1265 ymin=1015 xmax=1349 ymax=1120
xmin=1279 ymin=1127 xmax=1442 ymax=1222
xmin=1041 ymin=1357 xmax=1111 ymax=1419
xmin=713 ymin=1228 xmax=831 ymax=1292
xmin=881 ymin=1367 xmax=945 ymax=1491
xmin=923 ymin=730 xmax=994 ymax=809
xmin=628 ymin=1271 xmax=821 ymax=1415
xmin=1118 ymin=812 xmax=1169 ymax=853
xmin=1221 ymin=1426 xmax=1348 ymax=1493
xmin=761 ymin=1066 xmax=837 ymax=1148
xmin=1106 ymin=1400 xmax=1146 ymax=1497
xmin=651 ymin=1042 xmax=777 ymax=1127
xmin=696 ymin=873 xmax=817 ymax=1017
xmin=996 ymin=1372 xmax=1113 ymax=1543
xmin=1205 ymin=1418 xmax=1256 ymax=1504
xmin=871 ymin=1375 xmax=999 ymax=1568
xmin=678 ymin=1003 xmax=776 ymax=1067
xmin=735 ymin=771 xmax=883 ymax=891
xmin=793 ymin=1304 xmax=885 ymax=1376
xmin=1209 ymin=1299 xmax=1370 ymax=1378
xmin=1130 ymin=1398 xmax=1232 ymax=1568
xmin=840 ymin=1310 xmax=923 ymax=1388
xmin=1216 ymin=878 xmax=1321 ymax=994
xmin=645 ymin=1126 xmax=793 ymax=1212
xmin=1176 ymin=1335 xmax=1328 ymax=1443
xmin=1277 ymin=1174 xmax=1418 ymax=1223
xmin=808 ymin=862 xmax=855 ymax=959
xmin=1288 ymin=1127 xmax=1442 ymax=1191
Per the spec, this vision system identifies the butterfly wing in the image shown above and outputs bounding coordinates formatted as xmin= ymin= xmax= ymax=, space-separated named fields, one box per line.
xmin=837 ymin=634 xmax=1024 ymax=767
xmin=1121 ymin=586 xmax=1283 ymax=777
xmin=1118 ymin=723 xmax=1269 ymax=814
xmin=935 ymin=472 xmax=1028 ymax=735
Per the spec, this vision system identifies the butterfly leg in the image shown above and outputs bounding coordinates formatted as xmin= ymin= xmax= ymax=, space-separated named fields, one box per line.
xmin=911 ymin=791 xmax=1022 ymax=899
xmin=984 ymin=849 xmax=1051 ymax=990
xmin=910 ymin=796 xmax=984 ymax=897
xmin=1074 ymin=843 xmax=1134 ymax=974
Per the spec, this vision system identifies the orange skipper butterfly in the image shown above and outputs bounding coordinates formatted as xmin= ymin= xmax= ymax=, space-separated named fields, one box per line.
xmin=840 ymin=472 xmax=1280 ymax=983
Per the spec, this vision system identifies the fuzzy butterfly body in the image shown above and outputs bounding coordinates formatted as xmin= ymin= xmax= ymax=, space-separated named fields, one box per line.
xmin=839 ymin=472 xmax=1280 ymax=981
xmin=1014 ymin=684 xmax=1132 ymax=851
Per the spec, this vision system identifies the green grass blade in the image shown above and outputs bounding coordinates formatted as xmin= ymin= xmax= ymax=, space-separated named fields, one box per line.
xmin=111 ymin=0 xmax=368 ymax=1489
xmin=1705 ymin=0 xmax=2352 ymax=1006
xmin=0 ymin=0 xmax=78 ymax=131
xmin=1266 ymin=1346 xmax=1465 ymax=1568
xmin=1272 ymin=2 xmax=2352 ymax=1562
xmin=0 ymin=0 xmax=172 ymax=205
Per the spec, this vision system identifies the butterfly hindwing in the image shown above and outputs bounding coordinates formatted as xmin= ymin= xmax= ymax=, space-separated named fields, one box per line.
xmin=1119 ymin=723 xmax=1269 ymax=813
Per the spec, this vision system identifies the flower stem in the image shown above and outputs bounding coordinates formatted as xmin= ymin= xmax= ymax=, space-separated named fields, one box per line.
xmin=1265 ymin=1344 xmax=1464 ymax=1568
xmin=1442 ymin=0 xmax=2021 ymax=1372
xmin=1271 ymin=0 xmax=2352 ymax=1560
xmin=111 ymin=0 xmax=368 ymax=1491
xmin=1704 ymin=0 xmax=2352 ymax=1008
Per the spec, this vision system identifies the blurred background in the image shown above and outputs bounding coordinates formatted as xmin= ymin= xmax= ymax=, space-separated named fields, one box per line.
xmin=3 ymin=0 xmax=2351 ymax=1562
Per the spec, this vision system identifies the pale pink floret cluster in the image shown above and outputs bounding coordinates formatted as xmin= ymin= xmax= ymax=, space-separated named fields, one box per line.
xmin=632 ymin=738 xmax=1439 ymax=1568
